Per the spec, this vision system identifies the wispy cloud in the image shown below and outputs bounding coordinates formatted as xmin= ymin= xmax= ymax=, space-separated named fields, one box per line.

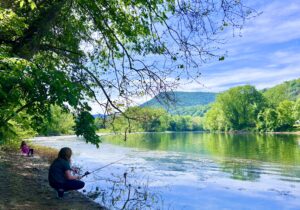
xmin=196 ymin=66 xmax=298 ymax=91
xmin=227 ymin=1 xmax=300 ymax=47
xmin=177 ymin=0 xmax=300 ymax=93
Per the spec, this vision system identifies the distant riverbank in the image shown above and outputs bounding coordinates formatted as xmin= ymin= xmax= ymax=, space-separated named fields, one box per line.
xmin=95 ymin=130 xmax=300 ymax=137
xmin=269 ymin=131 xmax=300 ymax=135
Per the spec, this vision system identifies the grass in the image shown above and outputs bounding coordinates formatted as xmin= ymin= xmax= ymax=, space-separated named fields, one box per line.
xmin=0 ymin=141 xmax=58 ymax=163
xmin=31 ymin=144 xmax=58 ymax=163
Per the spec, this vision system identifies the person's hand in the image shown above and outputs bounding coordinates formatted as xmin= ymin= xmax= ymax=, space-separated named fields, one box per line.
xmin=72 ymin=167 xmax=80 ymax=174
xmin=83 ymin=171 xmax=90 ymax=176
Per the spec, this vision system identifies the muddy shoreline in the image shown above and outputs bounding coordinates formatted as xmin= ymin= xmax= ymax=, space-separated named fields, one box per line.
xmin=0 ymin=149 xmax=105 ymax=210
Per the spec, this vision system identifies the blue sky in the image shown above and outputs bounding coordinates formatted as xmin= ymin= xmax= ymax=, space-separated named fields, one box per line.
xmin=178 ymin=0 xmax=300 ymax=92
xmin=90 ymin=0 xmax=300 ymax=112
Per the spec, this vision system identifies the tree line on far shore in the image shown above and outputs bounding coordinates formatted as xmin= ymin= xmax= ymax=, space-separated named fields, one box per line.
xmin=204 ymin=85 xmax=299 ymax=132
xmin=38 ymin=80 xmax=299 ymax=135
xmin=3 ymin=80 xmax=299 ymax=142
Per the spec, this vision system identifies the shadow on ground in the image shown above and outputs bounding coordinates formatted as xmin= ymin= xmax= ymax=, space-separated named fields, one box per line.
xmin=0 ymin=150 xmax=105 ymax=210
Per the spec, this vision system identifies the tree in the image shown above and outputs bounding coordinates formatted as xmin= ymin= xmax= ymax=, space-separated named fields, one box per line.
xmin=203 ymin=102 xmax=228 ymax=131
xmin=263 ymin=78 xmax=300 ymax=106
xmin=293 ymin=98 xmax=300 ymax=122
xmin=256 ymin=108 xmax=279 ymax=132
xmin=0 ymin=0 xmax=255 ymax=144
xmin=38 ymin=105 xmax=75 ymax=136
xmin=126 ymin=107 xmax=168 ymax=132
xmin=276 ymin=100 xmax=295 ymax=130
xmin=204 ymin=85 xmax=266 ymax=131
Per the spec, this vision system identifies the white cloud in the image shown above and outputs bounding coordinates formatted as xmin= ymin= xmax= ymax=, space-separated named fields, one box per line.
xmin=182 ymin=0 xmax=300 ymax=92
xmin=223 ymin=0 xmax=300 ymax=53
xmin=178 ymin=63 xmax=300 ymax=92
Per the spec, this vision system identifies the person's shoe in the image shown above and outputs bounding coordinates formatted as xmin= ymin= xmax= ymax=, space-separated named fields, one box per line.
xmin=56 ymin=189 xmax=64 ymax=199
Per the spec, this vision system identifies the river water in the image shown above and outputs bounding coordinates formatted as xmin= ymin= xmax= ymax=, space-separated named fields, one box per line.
xmin=33 ymin=132 xmax=300 ymax=210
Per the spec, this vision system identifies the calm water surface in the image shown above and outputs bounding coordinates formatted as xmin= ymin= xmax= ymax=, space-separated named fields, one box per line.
xmin=34 ymin=132 xmax=300 ymax=210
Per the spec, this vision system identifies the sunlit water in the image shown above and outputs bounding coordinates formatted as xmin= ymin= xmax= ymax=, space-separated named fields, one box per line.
xmin=33 ymin=132 xmax=300 ymax=210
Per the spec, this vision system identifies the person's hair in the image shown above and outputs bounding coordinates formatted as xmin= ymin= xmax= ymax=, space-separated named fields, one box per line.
xmin=58 ymin=147 xmax=72 ymax=161
xmin=20 ymin=141 xmax=26 ymax=149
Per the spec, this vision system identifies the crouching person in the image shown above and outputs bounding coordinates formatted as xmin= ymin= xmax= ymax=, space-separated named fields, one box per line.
xmin=48 ymin=147 xmax=85 ymax=198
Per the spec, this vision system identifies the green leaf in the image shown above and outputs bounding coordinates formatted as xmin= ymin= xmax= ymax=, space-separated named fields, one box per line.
xmin=30 ymin=2 xmax=37 ymax=10
xmin=219 ymin=56 xmax=225 ymax=61
xmin=20 ymin=0 xmax=25 ymax=8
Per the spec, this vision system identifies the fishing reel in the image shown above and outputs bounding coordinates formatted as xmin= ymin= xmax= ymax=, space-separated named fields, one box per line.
xmin=84 ymin=171 xmax=90 ymax=176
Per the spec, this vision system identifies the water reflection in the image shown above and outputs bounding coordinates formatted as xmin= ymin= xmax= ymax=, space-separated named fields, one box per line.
xmin=104 ymin=132 xmax=300 ymax=181
xmin=104 ymin=133 xmax=300 ymax=164
xmin=220 ymin=160 xmax=261 ymax=181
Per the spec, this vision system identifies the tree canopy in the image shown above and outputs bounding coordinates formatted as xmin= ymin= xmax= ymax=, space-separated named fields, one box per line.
xmin=0 ymin=0 xmax=255 ymax=145
xmin=204 ymin=83 xmax=300 ymax=132
xmin=204 ymin=85 xmax=266 ymax=131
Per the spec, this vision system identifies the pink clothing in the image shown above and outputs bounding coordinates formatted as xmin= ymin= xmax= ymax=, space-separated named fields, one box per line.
xmin=21 ymin=145 xmax=30 ymax=154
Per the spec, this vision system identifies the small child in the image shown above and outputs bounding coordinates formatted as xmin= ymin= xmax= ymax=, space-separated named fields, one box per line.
xmin=20 ymin=141 xmax=34 ymax=156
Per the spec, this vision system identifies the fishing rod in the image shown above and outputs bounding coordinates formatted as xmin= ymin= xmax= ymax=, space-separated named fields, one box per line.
xmin=81 ymin=157 xmax=126 ymax=178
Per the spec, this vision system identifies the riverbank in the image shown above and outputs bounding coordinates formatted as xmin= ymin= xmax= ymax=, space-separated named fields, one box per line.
xmin=193 ymin=130 xmax=300 ymax=135
xmin=269 ymin=131 xmax=300 ymax=135
xmin=0 ymin=148 xmax=105 ymax=210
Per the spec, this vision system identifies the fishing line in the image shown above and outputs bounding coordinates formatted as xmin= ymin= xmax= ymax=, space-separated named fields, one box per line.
xmin=81 ymin=157 xmax=126 ymax=178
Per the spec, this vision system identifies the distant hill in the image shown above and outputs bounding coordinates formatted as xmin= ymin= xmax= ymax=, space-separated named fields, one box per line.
xmin=168 ymin=104 xmax=212 ymax=116
xmin=141 ymin=91 xmax=217 ymax=116
xmin=92 ymin=114 xmax=106 ymax=118
xmin=262 ymin=78 xmax=300 ymax=105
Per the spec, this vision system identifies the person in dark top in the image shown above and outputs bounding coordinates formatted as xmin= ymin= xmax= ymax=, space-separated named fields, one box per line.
xmin=48 ymin=147 xmax=85 ymax=198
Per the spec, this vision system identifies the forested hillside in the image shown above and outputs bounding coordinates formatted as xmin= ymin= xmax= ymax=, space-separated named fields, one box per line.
xmin=141 ymin=92 xmax=216 ymax=116
xmin=262 ymin=78 xmax=300 ymax=106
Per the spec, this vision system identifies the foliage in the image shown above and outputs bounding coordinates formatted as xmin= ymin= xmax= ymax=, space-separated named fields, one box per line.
xmin=102 ymin=81 xmax=300 ymax=133
xmin=263 ymin=78 xmax=300 ymax=106
xmin=75 ymin=110 xmax=101 ymax=147
xmin=256 ymin=100 xmax=299 ymax=132
xmin=204 ymin=82 xmax=300 ymax=132
xmin=204 ymin=85 xmax=266 ymax=131
xmin=294 ymin=98 xmax=300 ymax=121
xmin=126 ymin=107 xmax=169 ymax=132
xmin=170 ymin=104 xmax=212 ymax=117
xmin=0 ymin=111 xmax=36 ymax=145
xmin=203 ymin=103 xmax=228 ymax=131
xmin=103 ymin=107 xmax=204 ymax=133
xmin=38 ymin=105 xmax=75 ymax=136
xmin=0 ymin=0 xmax=254 ymax=145
xmin=276 ymin=100 xmax=295 ymax=130
xmin=168 ymin=115 xmax=203 ymax=131
xmin=256 ymin=108 xmax=279 ymax=131
xmin=94 ymin=117 xmax=106 ymax=130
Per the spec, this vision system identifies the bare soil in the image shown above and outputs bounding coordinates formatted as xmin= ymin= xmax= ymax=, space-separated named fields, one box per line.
xmin=0 ymin=150 xmax=105 ymax=210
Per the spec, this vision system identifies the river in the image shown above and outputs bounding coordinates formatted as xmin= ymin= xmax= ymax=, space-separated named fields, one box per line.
xmin=33 ymin=132 xmax=300 ymax=210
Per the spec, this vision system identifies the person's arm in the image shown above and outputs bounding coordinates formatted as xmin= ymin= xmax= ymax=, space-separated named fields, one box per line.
xmin=65 ymin=170 xmax=81 ymax=180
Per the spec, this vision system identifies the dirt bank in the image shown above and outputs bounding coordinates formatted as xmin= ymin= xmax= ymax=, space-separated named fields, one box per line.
xmin=0 ymin=150 xmax=105 ymax=210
